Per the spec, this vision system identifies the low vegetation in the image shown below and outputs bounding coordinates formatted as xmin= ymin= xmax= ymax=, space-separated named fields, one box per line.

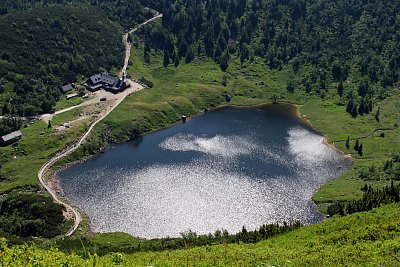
xmin=0 ymin=193 xmax=65 ymax=238
xmin=1 ymin=203 xmax=400 ymax=266
xmin=51 ymin=221 xmax=301 ymax=256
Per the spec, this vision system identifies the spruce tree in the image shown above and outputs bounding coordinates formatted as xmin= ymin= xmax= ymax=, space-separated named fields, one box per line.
xmin=346 ymin=98 xmax=353 ymax=113
xmin=358 ymin=98 xmax=365 ymax=115
xmin=185 ymin=45 xmax=194 ymax=63
xmin=351 ymin=103 xmax=358 ymax=117
xmin=337 ymin=80 xmax=344 ymax=97
xmin=354 ymin=139 xmax=360 ymax=151
xmin=375 ymin=107 xmax=380 ymax=122
xmin=163 ymin=50 xmax=170 ymax=68
xmin=345 ymin=136 xmax=350 ymax=149
xmin=178 ymin=39 xmax=188 ymax=58
xmin=368 ymin=99 xmax=373 ymax=113
xmin=144 ymin=51 xmax=150 ymax=64
xmin=174 ymin=55 xmax=180 ymax=67
xmin=358 ymin=143 xmax=363 ymax=156
xmin=220 ymin=50 xmax=229 ymax=71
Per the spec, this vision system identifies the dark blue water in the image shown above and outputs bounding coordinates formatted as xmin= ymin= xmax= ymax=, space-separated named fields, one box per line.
xmin=59 ymin=104 xmax=351 ymax=238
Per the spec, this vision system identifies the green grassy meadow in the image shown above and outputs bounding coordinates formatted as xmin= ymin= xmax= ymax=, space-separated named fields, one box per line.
xmin=0 ymin=109 xmax=90 ymax=193
xmin=54 ymin=96 xmax=86 ymax=111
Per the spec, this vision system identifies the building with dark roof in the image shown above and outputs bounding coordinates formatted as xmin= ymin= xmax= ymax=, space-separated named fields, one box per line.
xmin=61 ymin=84 xmax=74 ymax=93
xmin=0 ymin=130 xmax=22 ymax=146
xmin=84 ymin=72 xmax=130 ymax=93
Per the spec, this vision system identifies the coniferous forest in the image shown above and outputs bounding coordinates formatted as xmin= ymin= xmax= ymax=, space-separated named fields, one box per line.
xmin=0 ymin=5 xmax=122 ymax=115
xmin=0 ymin=0 xmax=153 ymax=116
xmin=0 ymin=0 xmax=399 ymax=117
xmin=139 ymin=0 xmax=399 ymax=117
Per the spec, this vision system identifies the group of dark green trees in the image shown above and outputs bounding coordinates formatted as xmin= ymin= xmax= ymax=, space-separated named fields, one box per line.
xmin=139 ymin=0 xmax=257 ymax=69
xmin=0 ymin=117 xmax=22 ymax=136
xmin=0 ymin=193 xmax=65 ymax=238
xmin=56 ymin=221 xmax=301 ymax=255
xmin=328 ymin=182 xmax=400 ymax=217
xmin=138 ymin=0 xmax=399 ymax=117
xmin=0 ymin=0 xmax=154 ymax=29
xmin=0 ymin=0 xmax=155 ymax=116
xmin=359 ymin=153 xmax=400 ymax=181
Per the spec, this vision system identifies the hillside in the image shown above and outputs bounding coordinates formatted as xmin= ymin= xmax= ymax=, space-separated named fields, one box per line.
xmin=0 ymin=5 xmax=125 ymax=115
xmin=147 ymin=0 xmax=399 ymax=97
xmin=0 ymin=0 xmax=399 ymax=264
xmin=1 ymin=203 xmax=400 ymax=266
xmin=0 ymin=0 xmax=153 ymax=29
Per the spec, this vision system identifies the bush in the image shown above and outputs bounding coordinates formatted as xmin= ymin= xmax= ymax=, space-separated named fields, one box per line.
xmin=0 ymin=193 xmax=65 ymax=238
xmin=138 ymin=76 xmax=154 ymax=88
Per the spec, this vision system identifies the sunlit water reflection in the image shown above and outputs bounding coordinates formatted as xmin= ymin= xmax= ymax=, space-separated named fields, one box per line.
xmin=59 ymin=104 xmax=351 ymax=238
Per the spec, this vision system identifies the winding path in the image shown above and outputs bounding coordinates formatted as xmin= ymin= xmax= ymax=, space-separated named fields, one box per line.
xmin=121 ymin=12 xmax=162 ymax=76
xmin=38 ymin=13 xmax=162 ymax=237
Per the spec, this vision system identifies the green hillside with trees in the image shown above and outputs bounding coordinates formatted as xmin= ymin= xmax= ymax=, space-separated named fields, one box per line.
xmin=0 ymin=0 xmax=154 ymax=29
xmin=141 ymin=0 xmax=399 ymax=115
xmin=0 ymin=5 xmax=124 ymax=115
xmin=0 ymin=0 xmax=156 ymax=116
xmin=0 ymin=0 xmax=399 ymax=265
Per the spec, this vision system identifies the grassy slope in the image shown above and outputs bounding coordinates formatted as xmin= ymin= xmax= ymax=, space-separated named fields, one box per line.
xmin=302 ymin=91 xmax=400 ymax=208
xmin=0 ymin=108 xmax=90 ymax=193
xmin=55 ymin=96 xmax=85 ymax=111
xmin=2 ymin=203 xmax=400 ymax=266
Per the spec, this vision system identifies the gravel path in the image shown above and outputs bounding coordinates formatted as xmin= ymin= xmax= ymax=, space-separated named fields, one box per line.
xmin=37 ymin=13 xmax=162 ymax=237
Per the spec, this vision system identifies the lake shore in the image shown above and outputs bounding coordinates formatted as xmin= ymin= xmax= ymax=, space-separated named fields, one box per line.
xmin=51 ymin=101 xmax=352 ymax=238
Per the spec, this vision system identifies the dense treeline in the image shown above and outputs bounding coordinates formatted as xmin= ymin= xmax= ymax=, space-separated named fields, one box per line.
xmin=0 ymin=5 xmax=124 ymax=116
xmin=88 ymin=0 xmax=153 ymax=29
xmin=0 ymin=0 xmax=153 ymax=29
xmin=328 ymin=182 xmax=400 ymax=216
xmin=57 ymin=221 xmax=301 ymax=255
xmin=138 ymin=0 xmax=255 ymax=69
xmin=139 ymin=0 xmax=400 ymax=115
xmin=0 ymin=193 xmax=65 ymax=238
